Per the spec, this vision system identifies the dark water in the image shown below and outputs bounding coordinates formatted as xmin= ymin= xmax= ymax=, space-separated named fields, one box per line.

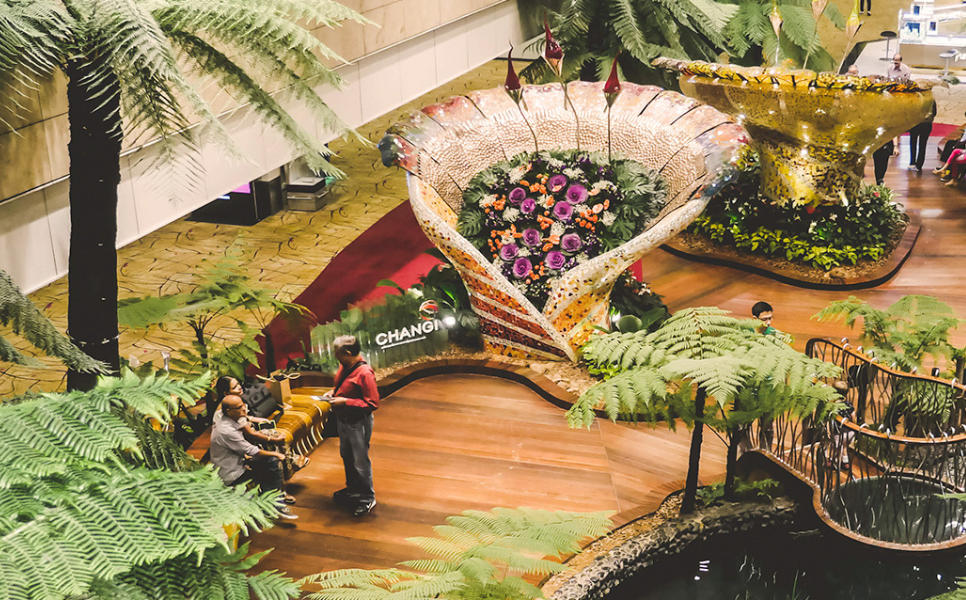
xmin=615 ymin=530 xmax=966 ymax=600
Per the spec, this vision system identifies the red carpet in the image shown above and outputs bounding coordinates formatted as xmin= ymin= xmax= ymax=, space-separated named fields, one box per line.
xmin=262 ymin=202 xmax=438 ymax=370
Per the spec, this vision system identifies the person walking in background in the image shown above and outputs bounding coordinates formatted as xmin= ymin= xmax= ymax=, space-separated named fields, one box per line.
xmin=908 ymin=101 xmax=937 ymax=172
xmin=859 ymin=0 xmax=871 ymax=15
xmin=886 ymin=54 xmax=911 ymax=79
xmin=324 ymin=335 xmax=380 ymax=517
xmin=873 ymin=137 xmax=900 ymax=185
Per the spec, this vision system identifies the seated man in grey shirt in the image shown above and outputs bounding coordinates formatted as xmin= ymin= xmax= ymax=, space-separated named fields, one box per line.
xmin=210 ymin=394 xmax=298 ymax=519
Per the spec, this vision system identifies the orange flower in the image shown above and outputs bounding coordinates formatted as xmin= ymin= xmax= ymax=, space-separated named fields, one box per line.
xmin=592 ymin=204 xmax=603 ymax=214
xmin=520 ymin=180 xmax=529 ymax=187
xmin=548 ymin=234 xmax=560 ymax=244
xmin=589 ymin=189 xmax=599 ymax=196
xmin=603 ymin=199 xmax=610 ymax=209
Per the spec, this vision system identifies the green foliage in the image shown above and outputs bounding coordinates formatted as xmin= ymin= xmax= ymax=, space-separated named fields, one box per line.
xmin=300 ymin=507 xmax=612 ymax=600
xmin=573 ymin=306 xmax=841 ymax=428
xmin=697 ymin=477 xmax=781 ymax=506
xmin=118 ymin=247 xmax=313 ymax=379
xmin=0 ymin=269 xmax=106 ymax=373
xmin=691 ymin=150 xmax=906 ymax=271
xmin=608 ymin=271 xmax=670 ymax=333
xmin=813 ymin=295 xmax=964 ymax=374
xmin=380 ymin=249 xmax=481 ymax=346
xmin=0 ymin=0 xmax=369 ymax=175
xmin=722 ymin=0 xmax=845 ymax=71
xmin=520 ymin=0 xmax=735 ymax=88
xmin=0 ymin=371 xmax=299 ymax=600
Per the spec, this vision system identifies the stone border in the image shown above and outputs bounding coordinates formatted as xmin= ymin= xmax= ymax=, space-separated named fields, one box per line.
xmin=661 ymin=211 xmax=921 ymax=291
xmin=545 ymin=495 xmax=803 ymax=600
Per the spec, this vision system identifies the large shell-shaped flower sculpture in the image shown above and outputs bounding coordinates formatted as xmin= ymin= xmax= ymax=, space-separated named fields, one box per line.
xmin=380 ymin=82 xmax=747 ymax=362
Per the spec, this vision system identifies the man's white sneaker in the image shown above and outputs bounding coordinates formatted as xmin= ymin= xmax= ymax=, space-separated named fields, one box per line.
xmin=278 ymin=506 xmax=299 ymax=520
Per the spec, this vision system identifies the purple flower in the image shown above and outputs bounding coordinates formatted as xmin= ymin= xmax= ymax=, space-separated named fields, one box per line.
xmin=553 ymin=201 xmax=573 ymax=221
xmin=520 ymin=198 xmax=537 ymax=214
xmin=547 ymin=174 xmax=568 ymax=192
xmin=512 ymin=257 xmax=532 ymax=279
xmin=522 ymin=228 xmax=541 ymax=247
xmin=546 ymin=250 xmax=566 ymax=269
xmin=561 ymin=233 xmax=583 ymax=252
xmin=499 ymin=243 xmax=519 ymax=261
xmin=508 ymin=187 xmax=527 ymax=205
xmin=566 ymin=184 xmax=588 ymax=204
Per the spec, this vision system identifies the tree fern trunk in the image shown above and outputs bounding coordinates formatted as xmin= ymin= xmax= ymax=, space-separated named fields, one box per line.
xmin=724 ymin=429 xmax=741 ymax=501
xmin=681 ymin=388 xmax=706 ymax=514
xmin=66 ymin=57 xmax=123 ymax=390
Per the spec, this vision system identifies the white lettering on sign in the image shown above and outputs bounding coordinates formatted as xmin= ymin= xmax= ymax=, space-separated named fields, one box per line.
xmin=374 ymin=320 xmax=441 ymax=349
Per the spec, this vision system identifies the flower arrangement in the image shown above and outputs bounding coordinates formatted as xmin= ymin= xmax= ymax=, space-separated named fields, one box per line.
xmin=457 ymin=149 xmax=668 ymax=309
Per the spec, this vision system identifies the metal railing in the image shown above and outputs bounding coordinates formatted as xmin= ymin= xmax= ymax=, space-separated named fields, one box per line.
xmin=750 ymin=338 xmax=966 ymax=549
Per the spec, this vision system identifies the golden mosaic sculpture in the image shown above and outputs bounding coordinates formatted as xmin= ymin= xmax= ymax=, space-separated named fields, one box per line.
xmin=380 ymin=82 xmax=747 ymax=361
xmin=654 ymin=58 xmax=938 ymax=206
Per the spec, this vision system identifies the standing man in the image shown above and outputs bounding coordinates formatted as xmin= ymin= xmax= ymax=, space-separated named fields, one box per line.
xmin=210 ymin=395 xmax=298 ymax=519
xmin=908 ymin=101 xmax=937 ymax=172
xmin=886 ymin=54 xmax=911 ymax=79
xmin=325 ymin=335 xmax=379 ymax=517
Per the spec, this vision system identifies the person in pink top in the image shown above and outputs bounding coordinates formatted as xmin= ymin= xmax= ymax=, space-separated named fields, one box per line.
xmin=933 ymin=148 xmax=966 ymax=186
xmin=323 ymin=335 xmax=380 ymax=516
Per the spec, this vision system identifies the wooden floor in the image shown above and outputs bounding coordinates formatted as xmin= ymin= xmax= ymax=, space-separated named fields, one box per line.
xmin=247 ymin=147 xmax=966 ymax=580
xmin=248 ymin=374 xmax=727 ymax=579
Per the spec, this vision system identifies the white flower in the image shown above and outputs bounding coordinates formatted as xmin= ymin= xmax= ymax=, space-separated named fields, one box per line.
xmin=518 ymin=246 xmax=531 ymax=257
xmin=548 ymin=158 xmax=566 ymax=169
xmin=563 ymin=167 xmax=582 ymax=180
xmin=591 ymin=180 xmax=613 ymax=192
xmin=602 ymin=211 xmax=616 ymax=226
xmin=503 ymin=207 xmax=520 ymax=222
xmin=509 ymin=165 xmax=527 ymax=184
xmin=500 ymin=232 xmax=514 ymax=245
xmin=480 ymin=194 xmax=497 ymax=208
xmin=578 ymin=253 xmax=590 ymax=263
xmin=513 ymin=281 xmax=528 ymax=293
xmin=492 ymin=256 xmax=503 ymax=266
xmin=550 ymin=222 xmax=565 ymax=237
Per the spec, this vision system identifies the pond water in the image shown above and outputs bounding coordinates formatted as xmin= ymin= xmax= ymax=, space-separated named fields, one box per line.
xmin=615 ymin=529 xmax=966 ymax=600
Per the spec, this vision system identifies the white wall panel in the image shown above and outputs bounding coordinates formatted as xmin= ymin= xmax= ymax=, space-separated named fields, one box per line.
xmin=116 ymin=155 xmax=141 ymax=248
xmin=358 ymin=47 xmax=403 ymax=123
xmin=0 ymin=190 xmax=58 ymax=291
xmin=433 ymin=20 xmax=468 ymax=85
xmin=41 ymin=180 xmax=69 ymax=277
xmin=318 ymin=64 xmax=364 ymax=138
xmin=397 ymin=34 xmax=439 ymax=103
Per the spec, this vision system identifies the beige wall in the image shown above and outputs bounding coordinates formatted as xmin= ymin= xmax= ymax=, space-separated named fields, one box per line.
xmin=0 ymin=0 xmax=526 ymax=293
xmin=0 ymin=0 xmax=504 ymax=205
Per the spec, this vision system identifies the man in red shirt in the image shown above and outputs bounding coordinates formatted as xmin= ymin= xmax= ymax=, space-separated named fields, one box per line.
xmin=324 ymin=335 xmax=380 ymax=516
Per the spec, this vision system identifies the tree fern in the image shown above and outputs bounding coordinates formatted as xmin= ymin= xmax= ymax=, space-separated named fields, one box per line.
xmin=0 ymin=372 xmax=300 ymax=600
xmin=814 ymin=295 xmax=964 ymax=374
xmin=570 ymin=306 xmax=842 ymax=511
xmin=301 ymin=508 xmax=612 ymax=600
xmin=0 ymin=269 xmax=106 ymax=373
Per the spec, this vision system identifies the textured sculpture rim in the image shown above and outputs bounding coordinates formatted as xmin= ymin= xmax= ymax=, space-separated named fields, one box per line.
xmin=381 ymin=81 xmax=749 ymax=362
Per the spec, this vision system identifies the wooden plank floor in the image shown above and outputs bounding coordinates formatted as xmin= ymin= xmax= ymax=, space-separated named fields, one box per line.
xmin=248 ymin=374 xmax=726 ymax=579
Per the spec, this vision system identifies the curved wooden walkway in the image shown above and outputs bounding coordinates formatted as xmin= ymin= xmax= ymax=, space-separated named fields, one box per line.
xmin=248 ymin=373 xmax=727 ymax=578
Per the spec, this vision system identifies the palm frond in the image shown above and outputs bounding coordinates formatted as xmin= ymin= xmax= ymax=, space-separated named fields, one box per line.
xmin=0 ymin=270 xmax=107 ymax=373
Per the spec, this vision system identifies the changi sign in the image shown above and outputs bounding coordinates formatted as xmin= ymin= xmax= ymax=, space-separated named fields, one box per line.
xmin=374 ymin=300 xmax=442 ymax=349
